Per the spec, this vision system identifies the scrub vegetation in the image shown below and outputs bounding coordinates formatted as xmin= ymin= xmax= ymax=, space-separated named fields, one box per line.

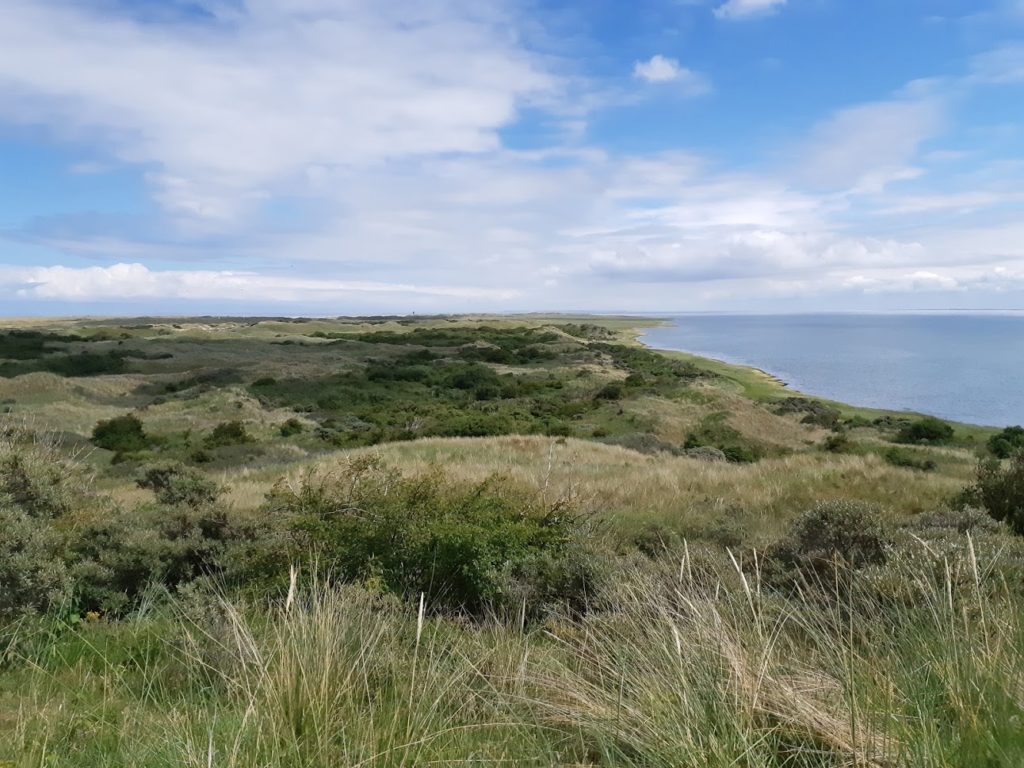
xmin=2 ymin=314 xmax=1022 ymax=766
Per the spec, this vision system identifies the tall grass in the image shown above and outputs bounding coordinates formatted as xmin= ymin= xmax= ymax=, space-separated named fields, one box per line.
xmin=5 ymin=537 xmax=1023 ymax=767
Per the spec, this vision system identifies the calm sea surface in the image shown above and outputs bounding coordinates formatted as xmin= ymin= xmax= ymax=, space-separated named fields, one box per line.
xmin=640 ymin=314 xmax=1024 ymax=427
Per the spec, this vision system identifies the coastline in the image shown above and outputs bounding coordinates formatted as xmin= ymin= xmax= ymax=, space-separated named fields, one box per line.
xmin=625 ymin=316 xmax=996 ymax=437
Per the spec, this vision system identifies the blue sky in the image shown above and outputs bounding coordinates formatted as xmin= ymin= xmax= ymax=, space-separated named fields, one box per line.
xmin=1 ymin=0 xmax=1023 ymax=314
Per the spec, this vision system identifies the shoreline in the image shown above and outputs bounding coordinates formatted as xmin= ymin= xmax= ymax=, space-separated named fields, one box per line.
xmin=627 ymin=317 xmax=996 ymax=435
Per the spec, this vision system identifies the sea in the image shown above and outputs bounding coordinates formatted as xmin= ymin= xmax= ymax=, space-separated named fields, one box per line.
xmin=640 ymin=313 xmax=1024 ymax=427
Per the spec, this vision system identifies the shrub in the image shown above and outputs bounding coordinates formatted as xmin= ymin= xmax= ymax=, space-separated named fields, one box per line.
xmin=0 ymin=453 xmax=72 ymax=518
xmin=776 ymin=398 xmax=841 ymax=428
xmin=989 ymin=425 xmax=1024 ymax=459
xmin=67 ymin=502 xmax=244 ymax=614
xmin=883 ymin=448 xmax=937 ymax=472
xmin=205 ymin=420 xmax=253 ymax=448
xmin=823 ymin=433 xmax=852 ymax=453
xmin=908 ymin=507 xmax=1007 ymax=537
xmin=137 ymin=463 xmax=221 ymax=508
xmin=962 ymin=454 xmax=1024 ymax=534
xmin=685 ymin=416 xmax=762 ymax=463
xmin=442 ymin=362 xmax=502 ymax=393
xmin=0 ymin=503 xmax=69 ymax=618
xmin=92 ymin=414 xmax=148 ymax=453
xmin=896 ymin=416 xmax=954 ymax=445
xmin=600 ymin=433 xmax=680 ymax=456
xmin=766 ymin=501 xmax=888 ymax=591
xmin=0 ymin=443 xmax=86 ymax=617
xmin=264 ymin=458 xmax=601 ymax=619
xmin=594 ymin=382 xmax=624 ymax=401
xmin=684 ymin=446 xmax=727 ymax=463
xmin=279 ymin=417 xmax=305 ymax=437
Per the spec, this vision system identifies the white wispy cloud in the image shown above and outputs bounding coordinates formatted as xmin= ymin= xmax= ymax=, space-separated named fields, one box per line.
xmin=0 ymin=0 xmax=556 ymax=223
xmin=714 ymin=0 xmax=787 ymax=21
xmin=795 ymin=95 xmax=946 ymax=191
xmin=3 ymin=263 xmax=519 ymax=303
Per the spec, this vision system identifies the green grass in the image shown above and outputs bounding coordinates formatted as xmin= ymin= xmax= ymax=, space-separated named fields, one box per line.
xmin=5 ymin=541 xmax=1024 ymax=767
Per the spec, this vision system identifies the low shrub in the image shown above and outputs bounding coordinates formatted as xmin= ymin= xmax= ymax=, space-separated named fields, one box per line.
xmin=989 ymin=425 xmax=1024 ymax=459
xmin=684 ymin=445 xmax=728 ymax=463
xmin=205 ymin=420 xmax=253 ymax=448
xmin=896 ymin=416 xmax=954 ymax=445
xmin=0 ymin=503 xmax=69 ymax=618
xmin=92 ymin=414 xmax=148 ymax=453
xmin=776 ymin=398 xmax=841 ymax=428
xmin=685 ymin=415 xmax=762 ymax=463
xmin=823 ymin=433 xmax=852 ymax=453
xmin=279 ymin=417 xmax=305 ymax=437
xmin=883 ymin=447 xmax=937 ymax=472
xmin=765 ymin=501 xmax=888 ymax=591
xmin=594 ymin=382 xmax=624 ymax=401
xmin=264 ymin=457 xmax=602 ymax=619
xmin=960 ymin=454 xmax=1024 ymax=534
xmin=137 ymin=463 xmax=221 ymax=508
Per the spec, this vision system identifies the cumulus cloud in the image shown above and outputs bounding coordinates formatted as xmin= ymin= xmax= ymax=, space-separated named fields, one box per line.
xmin=714 ymin=0 xmax=787 ymax=21
xmin=632 ymin=56 xmax=710 ymax=98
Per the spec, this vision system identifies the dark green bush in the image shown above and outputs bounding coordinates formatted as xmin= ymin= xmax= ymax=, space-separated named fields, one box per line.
xmin=823 ymin=433 xmax=852 ymax=453
xmin=989 ymin=426 xmax=1024 ymax=459
xmin=896 ymin=417 xmax=954 ymax=445
xmin=66 ymin=502 xmax=247 ymax=614
xmin=594 ymin=382 xmax=624 ymax=401
xmin=883 ymin=448 xmax=937 ymax=472
xmin=279 ymin=417 xmax=306 ymax=437
xmin=776 ymin=398 xmax=841 ymax=428
xmin=204 ymin=420 xmax=253 ymax=448
xmin=92 ymin=414 xmax=148 ymax=453
xmin=264 ymin=458 xmax=601 ymax=619
xmin=961 ymin=454 xmax=1024 ymax=534
xmin=137 ymin=464 xmax=221 ymax=507
xmin=685 ymin=417 xmax=762 ymax=463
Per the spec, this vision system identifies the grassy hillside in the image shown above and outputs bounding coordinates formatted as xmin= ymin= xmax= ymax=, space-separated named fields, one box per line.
xmin=2 ymin=314 xmax=1023 ymax=766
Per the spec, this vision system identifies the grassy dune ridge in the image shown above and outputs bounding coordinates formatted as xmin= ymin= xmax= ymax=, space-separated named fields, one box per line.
xmin=1 ymin=314 xmax=1021 ymax=766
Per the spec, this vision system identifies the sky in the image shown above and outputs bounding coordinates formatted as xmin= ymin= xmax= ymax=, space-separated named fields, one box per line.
xmin=1 ymin=0 xmax=1023 ymax=315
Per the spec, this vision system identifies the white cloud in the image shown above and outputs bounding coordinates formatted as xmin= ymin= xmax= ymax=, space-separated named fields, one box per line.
xmin=796 ymin=96 xmax=946 ymax=191
xmin=714 ymin=0 xmax=787 ymax=21
xmin=969 ymin=44 xmax=1024 ymax=83
xmin=0 ymin=0 xmax=556 ymax=223
xmin=632 ymin=55 xmax=710 ymax=95
xmin=3 ymin=263 xmax=519 ymax=303
xmin=634 ymin=55 xmax=684 ymax=83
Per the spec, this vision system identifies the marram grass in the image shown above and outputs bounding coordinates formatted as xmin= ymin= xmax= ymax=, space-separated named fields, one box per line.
xmin=4 ymin=541 xmax=1023 ymax=767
